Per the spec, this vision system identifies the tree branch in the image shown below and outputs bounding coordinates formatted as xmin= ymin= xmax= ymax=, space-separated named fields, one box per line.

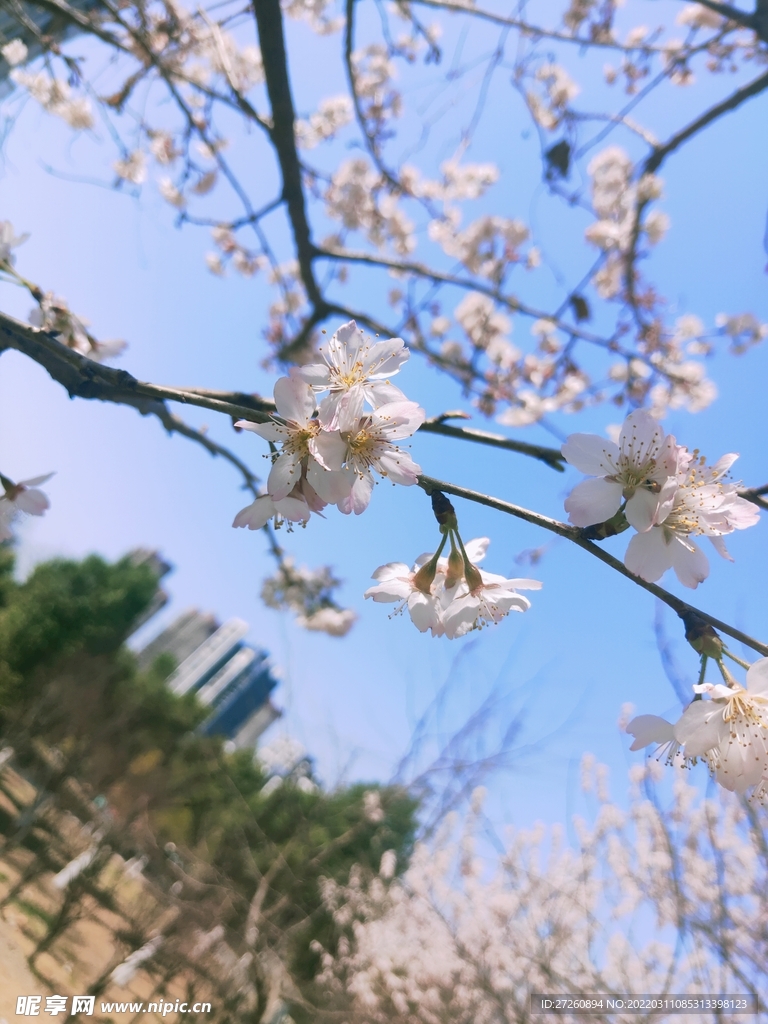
xmin=252 ymin=0 xmax=326 ymax=310
xmin=418 ymin=474 xmax=768 ymax=658
xmin=644 ymin=68 xmax=768 ymax=174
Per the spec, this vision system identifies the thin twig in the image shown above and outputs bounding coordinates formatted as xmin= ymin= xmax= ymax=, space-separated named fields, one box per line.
xmin=418 ymin=474 xmax=768 ymax=658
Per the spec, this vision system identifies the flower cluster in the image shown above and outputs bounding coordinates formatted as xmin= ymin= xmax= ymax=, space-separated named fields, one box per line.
xmin=366 ymin=526 xmax=541 ymax=639
xmin=585 ymin=147 xmax=667 ymax=298
xmin=0 ymin=472 xmax=53 ymax=542
xmin=10 ymin=66 xmax=95 ymax=130
xmin=628 ymin=656 xmax=768 ymax=800
xmin=295 ymin=95 xmax=352 ymax=149
xmin=233 ymin=321 xmax=424 ymax=530
xmin=563 ymin=409 xmax=759 ymax=588
xmin=260 ymin=556 xmax=357 ymax=637
xmin=29 ymin=293 xmax=127 ymax=361
xmin=316 ymin=763 xmax=768 ymax=1023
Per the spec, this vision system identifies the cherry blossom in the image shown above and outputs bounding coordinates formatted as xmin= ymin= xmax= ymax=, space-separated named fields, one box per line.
xmin=562 ymin=409 xmax=681 ymax=531
xmin=441 ymin=570 xmax=542 ymax=638
xmin=299 ymin=607 xmax=357 ymax=636
xmin=313 ymin=390 xmax=425 ymax=514
xmin=364 ymin=561 xmax=445 ymax=635
xmin=232 ymin=488 xmax=314 ymax=531
xmin=0 ymin=472 xmax=54 ymax=540
xmin=624 ymin=452 xmax=759 ymax=588
xmin=0 ymin=220 xmax=29 ymax=264
xmin=292 ymin=321 xmax=410 ymax=426
xmin=366 ymin=536 xmax=541 ymax=638
xmin=629 ymin=659 xmax=768 ymax=797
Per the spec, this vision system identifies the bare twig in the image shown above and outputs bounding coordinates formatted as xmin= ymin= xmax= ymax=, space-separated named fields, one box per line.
xmin=417 ymin=474 xmax=768 ymax=657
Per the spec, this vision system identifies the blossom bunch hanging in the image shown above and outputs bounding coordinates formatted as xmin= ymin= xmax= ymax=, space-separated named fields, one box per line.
xmin=628 ymin=652 xmax=768 ymax=801
xmin=232 ymin=321 xmax=425 ymax=530
xmin=365 ymin=493 xmax=542 ymax=638
xmin=562 ymin=409 xmax=759 ymax=588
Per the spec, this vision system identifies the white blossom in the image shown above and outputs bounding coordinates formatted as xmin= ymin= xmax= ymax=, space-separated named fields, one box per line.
xmin=114 ymin=150 xmax=147 ymax=185
xmin=562 ymin=409 xmax=682 ymax=531
xmin=292 ymin=320 xmax=410 ymax=426
xmin=0 ymin=473 xmax=54 ymax=540
xmin=624 ymin=451 xmax=759 ymax=588
xmin=2 ymin=39 xmax=28 ymax=66
xmin=299 ymin=606 xmax=357 ymax=636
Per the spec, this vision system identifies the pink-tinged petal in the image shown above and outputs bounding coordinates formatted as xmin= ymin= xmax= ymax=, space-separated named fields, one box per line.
xmin=746 ymin=658 xmax=768 ymax=698
xmin=374 ymin=401 xmax=426 ymax=439
xmin=624 ymin=529 xmax=672 ymax=583
xmin=727 ymin=496 xmax=760 ymax=530
xmin=619 ymin=409 xmax=664 ymax=464
xmin=306 ymin=459 xmax=354 ymax=503
xmin=367 ymin=380 xmax=408 ymax=408
xmin=710 ymin=452 xmax=739 ymax=478
xmin=338 ymin=472 xmax=373 ymax=515
xmin=273 ymin=376 xmax=316 ymax=425
xmin=335 ymin=387 xmax=367 ymax=433
xmin=290 ymin=363 xmax=330 ymax=388
xmin=625 ymin=487 xmax=662 ymax=533
xmin=654 ymin=475 xmax=679 ymax=525
xmin=370 ymin=561 xmax=411 ymax=582
xmin=273 ymin=494 xmax=311 ymax=522
xmin=669 ymin=536 xmax=709 ymax=589
xmin=330 ymin=319 xmax=359 ymax=351
xmin=236 ymin=419 xmax=285 ymax=443
xmin=625 ymin=714 xmax=675 ymax=751
xmin=362 ymin=337 xmax=409 ymax=379
xmin=311 ymin=430 xmax=348 ymax=472
xmin=708 ymin=535 xmax=733 ymax=562
xmin=20 ymin=472 xmax=55 ymax=487
xmin=496 ymin=577 xmax=543 ymax=591
xmin=295 ymin=475 xmax=327 ymax=513
xmin=564 ymin=477 xmax=622 ymax=527
xmin=232 ymin=496 xmax=275 ymax=530
xmin=674 ymin=700 xmax=724 ymax=757
xmin=377 ymin=450 xmax=421 ymax=485
xmin=267 ymin=452 xmax=302 ymax=500
xmin=317 ymin=390 xmax=344 ymax=429
xmin=407 ymin=592 xmax=441 ymax=632
xmin=561 ymin=433 xmax=620 ymax=475
xmin=462 ymin=538 xmax=487 ymax=563
xmin=365 ymin=578 xmax=411 ymax=602
xmin=657 ymin=436 xmax=684 ymax=477
xmin=15 ymin=488 xmax=49 ymax=515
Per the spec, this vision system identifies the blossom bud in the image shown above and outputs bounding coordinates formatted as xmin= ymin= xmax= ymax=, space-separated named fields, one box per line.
xmin=682 ymin=613 xmax=724 ymax=659
xmin=445 ymin=547 xmax=465 ymax=588
xmin=464 ymin=562 xmax=483 ymax=593
xmin=580 ymin=509 xmax=630 ymax=540
xmin=412 ymin=560 xmax=438 ymax=595
xmin=431 ymin=491 xmax=458 ymax=532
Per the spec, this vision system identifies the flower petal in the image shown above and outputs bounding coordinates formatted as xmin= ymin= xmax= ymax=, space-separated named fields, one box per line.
xmin=232 ymin=496 xmax=275 ymax=530
xmin=564 ymin=477 xmax=622 ymax=527
xmin=625 ymin=487 xmax=662 ymax=533
xmin=669 ymin=536 xmax=709 ymax=589
xmin=626 ymin=714 xmax=675 ymax=751
xmin=561 ymin=433 xmax=620 ymax=475
xmin=674 ymin=699 xmax=724 ymax=757
xmin=267 ymin=452 xmax=302 ymax=500
xmin=624 ymin=529 xmax=672 ymax=583
xmin=14 ymin=488 xmax=49 ymax=515
xmin=273 ymin=375 xmax=316 ymax=425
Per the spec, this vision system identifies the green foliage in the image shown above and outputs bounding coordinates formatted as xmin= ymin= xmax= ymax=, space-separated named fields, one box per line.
xmin=0 ymin=552 xmax=158 ymax=707
xmin=0 ymin=549 xmax=419 ymax=1012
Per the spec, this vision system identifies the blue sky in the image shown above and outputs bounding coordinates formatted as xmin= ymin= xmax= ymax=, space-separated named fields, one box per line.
xmin=1 ymin=2 xmax=767 ymax=831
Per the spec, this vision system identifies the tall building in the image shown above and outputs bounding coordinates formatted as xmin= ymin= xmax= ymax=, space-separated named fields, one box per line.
xmin=137 ymin=609 xmax=281 ymax=750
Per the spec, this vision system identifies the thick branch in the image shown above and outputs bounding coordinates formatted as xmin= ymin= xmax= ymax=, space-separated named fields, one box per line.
xmin=645 ymin=68 xmax=768 ymax=173
xmin=418 ymin=474 xmax=768 ymax=658
xmin=252 ymin=0 xmax=325 ymax=309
